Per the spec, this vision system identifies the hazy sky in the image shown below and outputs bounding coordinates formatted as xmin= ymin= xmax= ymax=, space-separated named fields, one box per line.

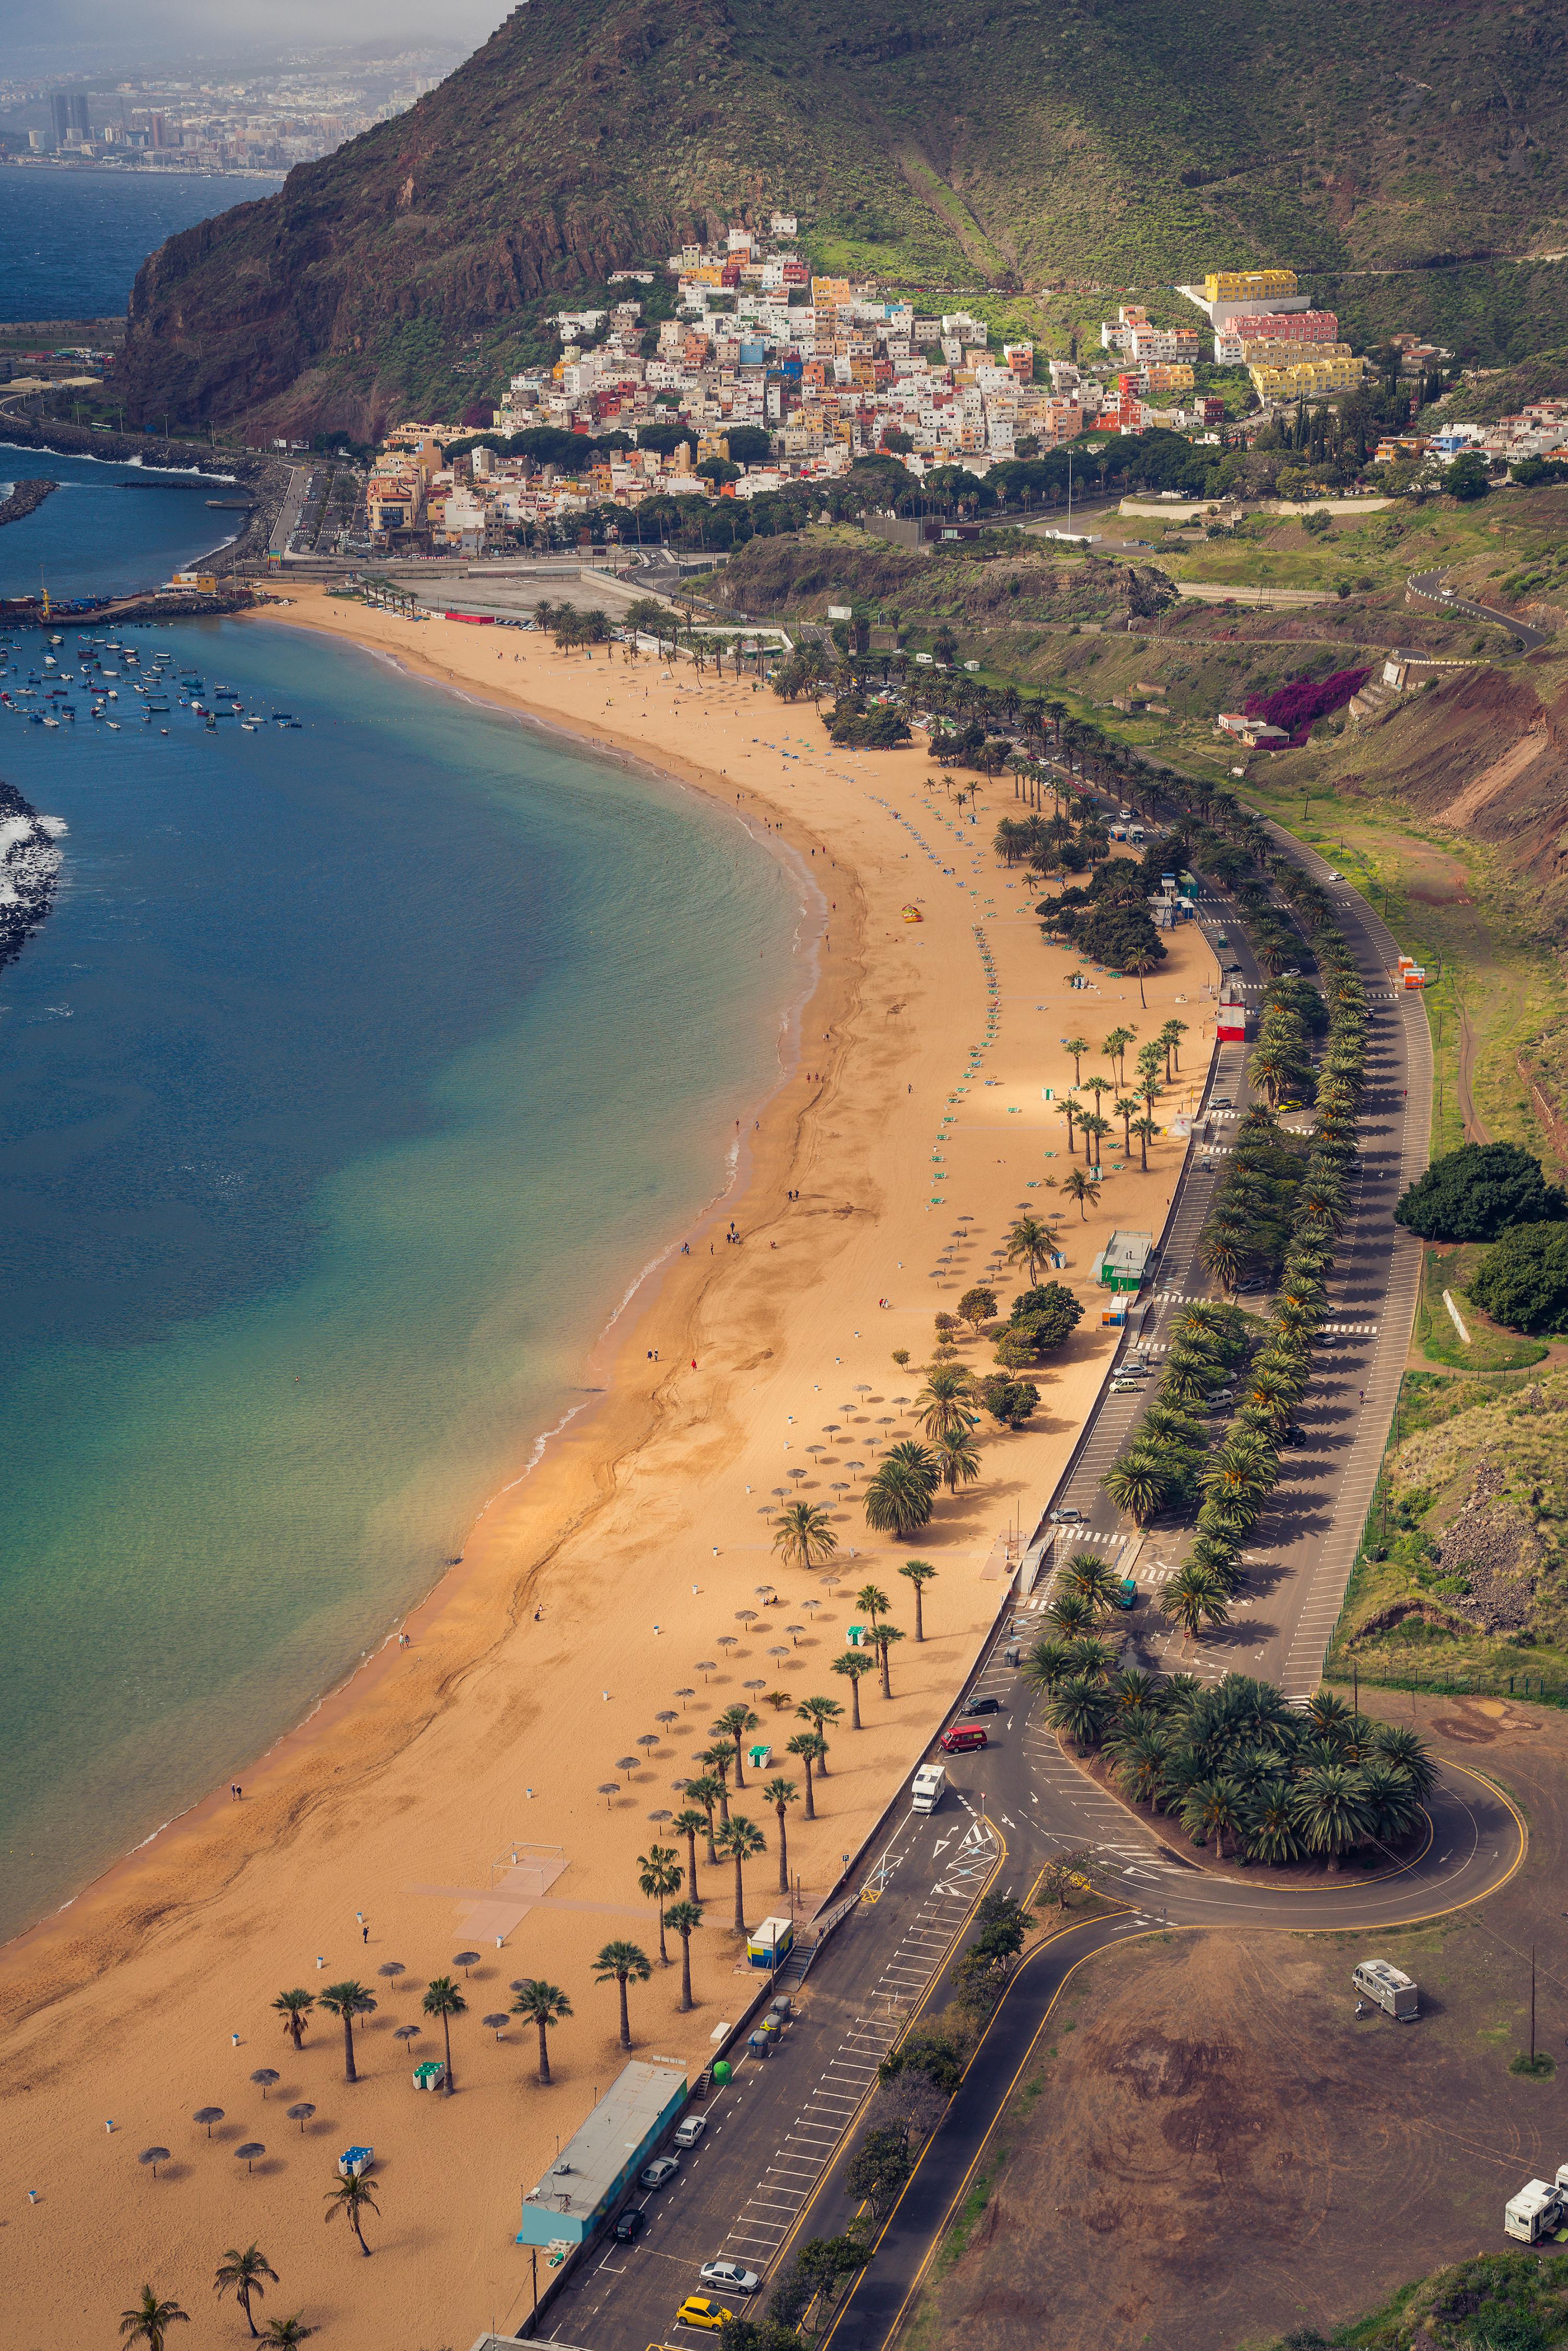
xmin=11 ymin=0 xmax=513 ymax=73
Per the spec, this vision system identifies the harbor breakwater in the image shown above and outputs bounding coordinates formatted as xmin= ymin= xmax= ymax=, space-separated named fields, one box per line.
xmin=0 ymin=478 xmax=58 ymax=530
xmin=0 ymin=414 xmax=288 ymax=572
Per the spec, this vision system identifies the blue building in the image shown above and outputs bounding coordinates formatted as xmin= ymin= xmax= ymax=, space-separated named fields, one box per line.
xmin=516 ymin=2061 xmax=687 ymax=2249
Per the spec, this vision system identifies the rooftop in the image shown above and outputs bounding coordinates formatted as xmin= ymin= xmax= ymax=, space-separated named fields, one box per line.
xmin=520 ymin=2060 xmax=687 ymax=2228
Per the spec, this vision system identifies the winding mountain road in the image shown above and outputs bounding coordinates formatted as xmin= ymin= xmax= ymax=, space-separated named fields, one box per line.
xmin=1408 ymin=565 xmax=1549 ymax=651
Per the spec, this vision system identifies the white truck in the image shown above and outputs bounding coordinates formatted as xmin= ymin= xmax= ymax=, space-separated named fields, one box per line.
xmin=1353 ymin=1959 xmax=1419 ymax=2020
xmin=911 ymin=1764 xmax=946 ymax=1814
xmin=1505 ymin=2168 xmax=1568 ymax=2243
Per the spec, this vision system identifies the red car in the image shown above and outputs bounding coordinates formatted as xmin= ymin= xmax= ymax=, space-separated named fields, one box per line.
xmin=939 ymin=1724 xmax=988 ymax=1755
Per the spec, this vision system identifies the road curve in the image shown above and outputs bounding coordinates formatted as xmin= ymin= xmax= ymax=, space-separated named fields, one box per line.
xmin=1408 ymin=564 xmax=1549 ymax=651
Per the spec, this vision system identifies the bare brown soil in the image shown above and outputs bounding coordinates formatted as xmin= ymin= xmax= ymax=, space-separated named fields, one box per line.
xmin=906 ymin=1693 xmax=1568 ymax=2351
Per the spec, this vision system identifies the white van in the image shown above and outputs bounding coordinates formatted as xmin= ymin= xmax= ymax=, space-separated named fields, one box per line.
xmin=1353 ymin=1959 xmax=1418 ymax=2020
xmin=1505 ymin=2179 xmax=1566 ymax=2243
xmin=911 ymin=1764 xmax=946 ymax=1814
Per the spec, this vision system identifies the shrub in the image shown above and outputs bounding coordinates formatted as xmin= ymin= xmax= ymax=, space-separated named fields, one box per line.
xmin=1469 ymin=1222 xmax=1568 ymax=1332
xmin=1395 ymin=1143 xmax=1567 ymax=1243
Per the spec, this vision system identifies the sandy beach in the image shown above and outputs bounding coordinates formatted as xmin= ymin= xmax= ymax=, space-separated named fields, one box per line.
xmin=1 ymin=590 xmax=1216 ymax=2350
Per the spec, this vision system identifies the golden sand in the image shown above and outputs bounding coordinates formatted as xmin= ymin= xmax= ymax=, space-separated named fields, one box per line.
xmin=0 ymin=589 xmax=1215 ymax=2348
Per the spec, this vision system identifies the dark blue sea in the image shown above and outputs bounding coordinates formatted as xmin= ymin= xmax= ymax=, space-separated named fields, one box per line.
xmin=0 ymin=164 xmax=275 ymax=323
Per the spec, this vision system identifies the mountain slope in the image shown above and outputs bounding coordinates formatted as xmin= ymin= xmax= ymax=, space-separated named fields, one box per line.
xmin=118 ymin=0 xmax=1568 ymax=435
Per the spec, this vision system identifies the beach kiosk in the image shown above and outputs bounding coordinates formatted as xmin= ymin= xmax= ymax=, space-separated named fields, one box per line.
xmin=338 ymin=2145 xmax=373 ymax=2178
xmin=746 ymin=1915 xmax=795 ymax=1972
xmin=516 ymin=2061 xmax=687 ymax=2249
xmin=1092 ymin=1232 xmax=1152 ymax=1295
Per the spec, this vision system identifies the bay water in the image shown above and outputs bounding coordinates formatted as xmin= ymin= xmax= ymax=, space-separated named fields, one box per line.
xmin=0 ymin=588 xmax=805 ymax=1938
xmin=0 ymin=166 xmax=275 ymax=323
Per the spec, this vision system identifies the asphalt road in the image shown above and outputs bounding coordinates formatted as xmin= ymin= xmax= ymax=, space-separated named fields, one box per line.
xmin=1408 ymin=565 xmax=1549 ymax=651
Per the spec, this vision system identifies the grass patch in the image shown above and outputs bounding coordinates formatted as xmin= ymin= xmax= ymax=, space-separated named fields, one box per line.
xmin=1509 ymin=2051 xmax=1558 ymax=2078
xmin=931 ymin=2148 xmax=1008 ymax=2280
xmin=1413 ymin=1243 xmax=1549 ymax=1372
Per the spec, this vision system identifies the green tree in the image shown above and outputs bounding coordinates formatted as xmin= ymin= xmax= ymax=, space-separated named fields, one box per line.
xmin=637 ymin=1844 xmax=684 ymax=1964
xmin=421 ymin=1974 xmax=465 ymax=2095
xmin=915 ymin=1364 xmax=974 ymax=1440
xmin=845 ymin=2124 xmax=912 ymax=2220
xmin=773 ymin=1500 xmax=839 ymax=1573
xmin=214 ymin=2247 xmax=278 ymax=2340
xmin=1003 ymin=1215 xmax=1060 ymax=1285
xmin=714 ymin=1815 xmax=767 ymax=1934
xmin=957 ymin=1285 xmax=998 ymax=1331
xmin=272 ymin=1989 xmax=314 ymax=2052
xmin=1062 ymin=1167 xmax=1101 ymax=1220
xmin=119 ymin=2289 xmax=189 ymax=2351
xmin=594 ymin=1940 xmax=653 ymax=2048
xmin=673 ymin=1807 xmax=709 ymax=1903
xmin=1470 ymin=1221 xmax=1568 ymax=1331
xmin=510 ymin=1977 xmax=572 ymax=2084
xmin=715 ymin=1701 xmax=762 ymax=1789
xmin=1395 ymin=1142 xmax=1565 ymax=1242
xmin=786 ymin=1728 xmax=825 ymax=1817
xmin=664 ymin=1900 xmax=704 ymax=2012
xmin=830 ymin=1646 xmax=877 ymax=1725
xmin=898 ymin=1559 xmax=938 ymax=1639
xmin=871 ymin=1620 xmax=907 ymax=1698
xmin=318 ymin=1981 xmax=377 ymax=2085
xmin=765 ymin=1776 xmax=799 ymax=1894
xmin=976 ymin=1373 xmax=1040 ymax=1428
xmin=796 ymin=1693 xmax=842 ymax=1771
xmin=323 ymin=2172 xmax=380 ymax=2258
xmin=863 ymin=1442 xmax=938 ymax=1537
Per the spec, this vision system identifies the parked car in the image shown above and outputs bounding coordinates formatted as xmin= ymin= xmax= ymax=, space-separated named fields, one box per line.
xmin=674 ymin=2114 xmax=708 ymax=2149
xmin=1111 ymin=1377 xmax=1140 ymax=1393
xmin=1211 ymin=1096 xmax=1233 ymax=1110
xmin=675 ymin=2297 xmax=729 ymax=2332
xmin=961 ymin=1694 xmax=1002 ymax=1716
xmin=939 ymin=1724 xmax=988 ymax=1755
xmin=699 ymin=2261 xmax=761 ymax=2296
xmin=614 ymin=2207 xmax=646 ymax=2242
xmin=640 ymin=2156 xmax=681 ymax=2190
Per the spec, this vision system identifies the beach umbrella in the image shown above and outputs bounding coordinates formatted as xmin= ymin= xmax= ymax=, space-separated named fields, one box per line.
xmin=249 ymin=2069 xmax=279 ymax=2099
xmin=767 ymin=1645 xmax=790 ymax=1665
xmin=236 ymin=2143 xmax=265 ymax=2175
xmin=453 ymin=1951 xmax=481 ymax=1976
xmin=787 ymin=1468 xmax=808 ymax=1484
xmin=756 ymin=1506 xmax=775 ymax=1518
xmin=376 ymin=1961 xmax=406 ymax=1987
xmin=670 ymin=1778 xmax=689 ymax=1795
xmin=647 ymin=1808 xmax=672 ymax=1826
xmin=735 ymin=1609 xmax=758 ymax=1626
xmin=674 ymin=1687 xmax=695 ymax=1708
xmin=716 ymin=1635 xmax=738 ymax=1654
xmin=286 ymin=2104 xmax=315 ymax=2133
xmin=754 ymin=1584 xmax=777 ymax=1601
xmin=138 ymin=2148 xmax=170 ymax=2179
xmin=637 ymin=1732 xmax=659 ymax=1753
xmin=393 ymin=2024 xmax=420 ymax=2046
xmin=193 ymin=2108 xmax=224 ymax=2138
xmin=696 ymin=1661 xmax=716 ymax=1681
xmin=785 ymin=1622 xmax=806 ymax=1645
xmin=655 ymin=1710 xmax=677 ymax=1730
xmin=483 ymin=2014 xmax=510 ymax=2041
xmin=598 ymin=1783 xmax=621 ymax=1809
xmin=802 ymin=1598 xmax=821 ymax=1617
xmin=770 ymin=1485 xmax=790 ymax=1498
xmin=855 ymin=1383 xmax=873 ymax=1396
xmin=829 ymin=1482 xmax=850 ymax=1498
xmin=616 ymin=1756 xmax=638 ymax=1773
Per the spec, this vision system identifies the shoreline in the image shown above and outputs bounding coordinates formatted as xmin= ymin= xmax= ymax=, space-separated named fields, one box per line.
xmin=0 ymin=587 xmax=1216 ymax=2351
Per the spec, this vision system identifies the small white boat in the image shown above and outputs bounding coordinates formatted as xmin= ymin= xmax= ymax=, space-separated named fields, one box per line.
xmin=106 ymin=720 xmax=121 ymax=729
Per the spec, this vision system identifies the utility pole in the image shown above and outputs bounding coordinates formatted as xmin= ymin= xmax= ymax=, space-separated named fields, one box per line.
xmin=1530 ymin=1945 xmax=1537 ymax=2067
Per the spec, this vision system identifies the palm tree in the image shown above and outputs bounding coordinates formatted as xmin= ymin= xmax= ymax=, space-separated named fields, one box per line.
xmin=672 ymin=1809 xmax=708 ymax=1904
xmin=714 ymin=1815 xmax=767 ymax=1935
xmin=915 ymin=1365 xmax=974 ymax=1441
xmin=120 ymin=2289 xmax=189 ymax=2351
xmin=1131 ymin=1113 xmax=1159 ymax=1172
xmin=773 ymin=1500 xmax=838 ymax=1573
xmin=594 ymin=1940 xmax=653 ymax=2049
xmin=786 ymin=1729 xmax=824 ymax=1817
xmin=1062 ymin=1035 xmax=1089 ymax=1085
xmin=715 ymin=1701 xmax=761 ymax=1789
xmin=765 ymin=1776 xmax=799 ymax=1894
xmin=1371 ymin=1723 xmax=1437 ymax=1799
xmin=898 ymin=1559 xmax=937 ymax=1639
xmin=1113 ymin=1095 xmax=1139 ymax=1154
xmin=1046 ymin=1589 xmax=1095 ymax=1638
xmin=1062 ymin=1168 xmax=1101 ymax=1220
xmin=323 ymin=2172 xmax=380 ymax=2258
xmin=1102 ymin=1456 xmax=1168 ymax=1524
xmin=1163 ymin=1563 xmax=1229 ymax=1642
xmin=318 ymin=1981 xmax=377 ymax=2085
xmin=688 ymin=1768 xmax=726 ymax=1854
xmin=1121 ymin=943 xmax=1162 ymax=1007
xmin=856 ymin=1582 xmax=891 ymax=1625
xmin=863 ymin=1444 xmax=938 ymax=1538
xmin=933 ymin=1429 xmax=981 ymax=1493
xmin=1103 ymin=1025 xmax=1135 ymax=1086
xmin=796 ymin=1694 xmax=842 ymax=1772
xmin=1048 ymin=1674 xmax=1111 ymax=1753
xmin=260 ymin=2322 xmax=316 ymax=2347
xmin=421 ymin=1975 xmax=465 ymax=2095
xmin=273 ymin=1990 xmax=314 ymax=2052
xmin=510 ymin=1978 xmax=572 ymax=2085
xmin=1290 ymin=1765 xmax=1373 ymax=1868
xmin=1179 ymin=1776 xmax=1246 ymax=1861
xmin=1158 ymin=1017 xmax=1189 ymax=1077
xmin=1108 ymin=1725 xmax=1171 ymax=1806
xmin=698 ymin=1743 xmax=734 ymax=1823
xmin=1004 ymin=1215 xmax=1059 ymax=1285
xmin=664 ymin=1901 xmax=704 ymax=2011
xmin=832 ymin=1647 xmax=876 ymax=1726
xmin=1078 ymin=1111 xmax=1111 ymax=1169
xmin=637 ymin=1845 xmax=684 ymax=1963
xmin=214 ymin=2246 xmax=278 ymax=2339
xmin=1062 ymin=1552 xmax=1120 ymax=1612
xmin=870 ymin=1621 xmax=907 ymax=1698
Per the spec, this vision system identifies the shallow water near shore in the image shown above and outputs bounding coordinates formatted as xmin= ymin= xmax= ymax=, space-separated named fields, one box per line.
xmin=0 ymin=615 xmax=804 ymax=1940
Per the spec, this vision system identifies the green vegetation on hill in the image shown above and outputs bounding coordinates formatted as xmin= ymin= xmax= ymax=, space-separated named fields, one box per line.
xmin=116 ymin=0 xmax=1568 ymax=434
xmin=1261 ymin=2250 xmax=1568 ymax=2350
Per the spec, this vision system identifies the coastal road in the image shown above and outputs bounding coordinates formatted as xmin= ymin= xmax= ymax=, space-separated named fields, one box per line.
xmin=1408 ymin=564 xmax=1549 ymax=651
xmin=269 ymin=463 xmax=311 ymax=558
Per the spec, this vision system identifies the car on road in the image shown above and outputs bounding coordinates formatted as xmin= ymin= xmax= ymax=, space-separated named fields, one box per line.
xmin=675 ymin=2296 xmax=730 ymax=2332
xmin=1326 ymin=870 xmax=1342 ymax=881
xmin=699 ymin=2261 xmax=761 ymax=2296
xmin=613 ymin=2207 xmax=646 ymax=2242
xmin=1048 ymin=1505 xmax=1082 ymax=1523
xmin=1223 ymin=960 xmax=1243 ymax=973
xmin=961 ymin=1694 xmax=1002 ymax=1716
xmin=640 ymin=2156 xmax=681 ymax=2190
xmin=1211 ymin=1096 xmax=1233 ymax=1110
xmin=674 ymin=2113 xmax=708 ymax=2149
xmin=939 ymin=1724 xmax=988 ymax=1754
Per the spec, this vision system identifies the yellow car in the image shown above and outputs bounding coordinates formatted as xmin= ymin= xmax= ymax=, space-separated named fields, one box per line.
xmin=674 ymin=2297 xmax=729 ymax=2333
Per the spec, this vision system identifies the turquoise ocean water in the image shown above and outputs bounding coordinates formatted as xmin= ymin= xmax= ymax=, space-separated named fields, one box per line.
xmin=0 ymin=526 xmax=804 ymax=1940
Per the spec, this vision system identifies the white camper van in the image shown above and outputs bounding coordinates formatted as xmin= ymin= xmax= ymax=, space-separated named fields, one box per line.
xmin=1505 ymin=2171 xmax=1568 ymax=2243
xmin=911 ymin=1764 xmax=946 ymax=1814
xmin=1353 ymin=1960 xmax=1419 ymax=2020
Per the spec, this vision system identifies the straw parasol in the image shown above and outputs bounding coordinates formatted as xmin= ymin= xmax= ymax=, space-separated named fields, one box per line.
xmin=286 ymin=2104 xmax=315 ymax=2132
xmin=393 ymin=2024 xmax=419 ymax=2046
xmin=696 ymin=1660 xmax=717 ymax=1681
xmin=674 ymin=1687 xmax=695 ymax=1707
xmin=138 ymin=2148 xmax=170 ymax=2178
xmin=616 ymin=1755 xmax=638 ymax=1774
xmin=453 ymin=1951 xmax=481 ymax=1976
xmin=483 ymin=2014 xmax=509 ymax=2041
xmin=655 ymin=1709 xmax=678 ymax=1730
xmin=249 ymin=2069 xmax=279 ymax=2099
xmin=715 ymin=1635 xmax=738 ymax=1655
xmin=636 ymin=1733 xmax=660 ymax=1753
xmin=785 ymin=1623 xmax=805 ymax=1645
xmin=193 ymin=2108 xmax=224 ymax=2138
xmin=376 ymin=1961 xmax=406 ymax=1987
xmin=236 ymin=2143 xmax=265 ymax=2175
xmin=598 ymin=1782 xmax=621 ymax=1809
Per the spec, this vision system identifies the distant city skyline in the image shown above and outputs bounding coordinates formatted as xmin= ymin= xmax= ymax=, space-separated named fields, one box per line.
xmin=6 ymin=0 xmax=511 ymax=78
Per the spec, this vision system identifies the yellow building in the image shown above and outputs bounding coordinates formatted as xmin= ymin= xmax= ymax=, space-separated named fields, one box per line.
xmin=1205 ymin=269 xmax=1298 ymax=303
xmin=1248 ymin=354 xmax=1367 ymax=401
xmin=1238 ymin=339 xmax=1354 ymax=366
xmin=1144 ymin=363 xmax=1196 ymax=395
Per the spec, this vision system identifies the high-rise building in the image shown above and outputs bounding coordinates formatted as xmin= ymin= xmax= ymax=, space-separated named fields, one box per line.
xmin=50 ymin=91 xmax=91 ymax=144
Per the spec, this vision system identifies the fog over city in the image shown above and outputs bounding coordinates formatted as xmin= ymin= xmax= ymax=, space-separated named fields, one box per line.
xmin=7 ymin=0 xmax=510 ymax=76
